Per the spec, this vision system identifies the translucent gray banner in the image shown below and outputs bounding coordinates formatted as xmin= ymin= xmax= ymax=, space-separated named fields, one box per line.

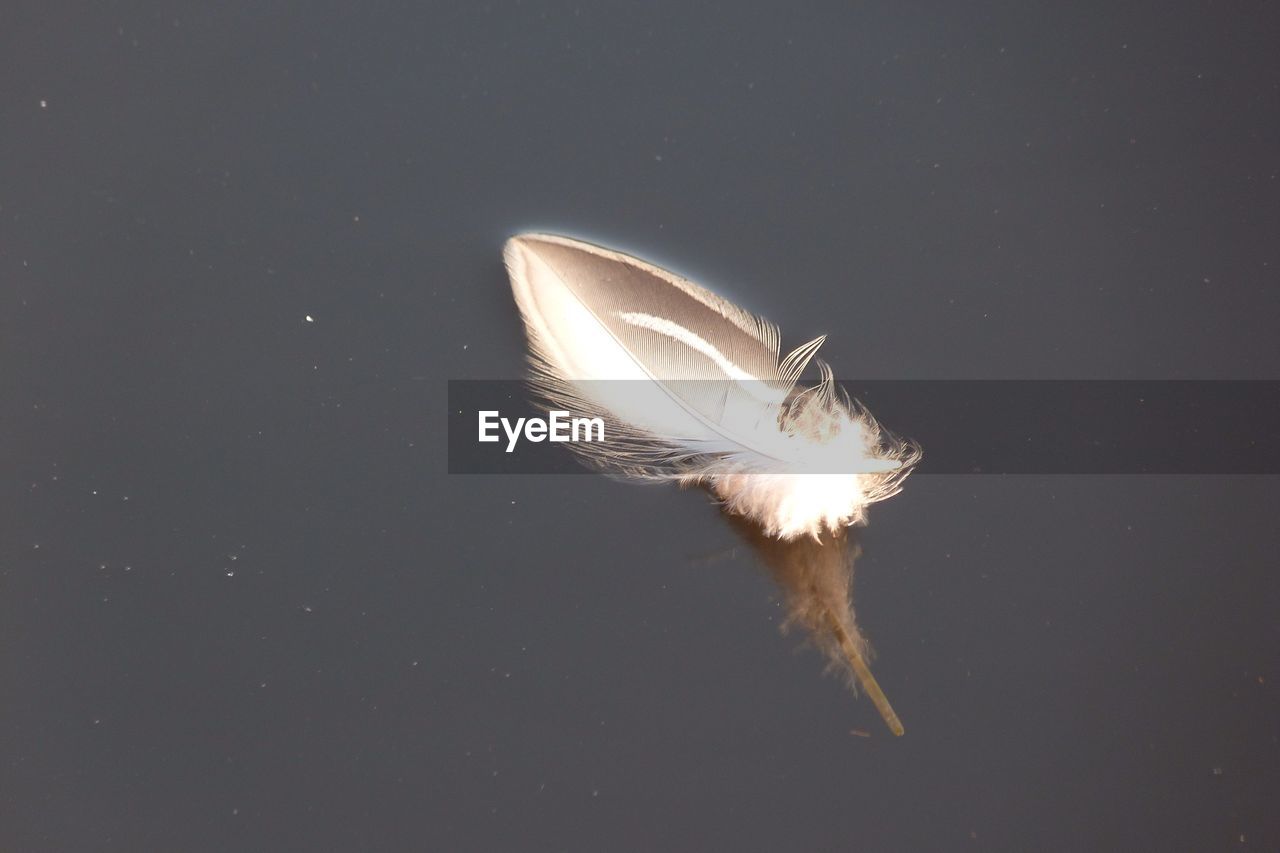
xmin=447 ymin=380 xmax=1280 ymax=474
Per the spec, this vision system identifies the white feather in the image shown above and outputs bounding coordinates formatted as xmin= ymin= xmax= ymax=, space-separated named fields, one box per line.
xmin=503 ymin=233 xmax=918 ymax=539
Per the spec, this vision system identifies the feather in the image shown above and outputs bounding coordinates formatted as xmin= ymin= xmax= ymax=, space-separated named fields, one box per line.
xmin=503 ymin=233 xmax=919 ymax=540
xmin=503 ymin=232 xmax=916 ymax=735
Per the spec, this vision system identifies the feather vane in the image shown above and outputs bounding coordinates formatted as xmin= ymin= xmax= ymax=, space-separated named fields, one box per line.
xmin=503 ymin=233 xmax=918 ymax=539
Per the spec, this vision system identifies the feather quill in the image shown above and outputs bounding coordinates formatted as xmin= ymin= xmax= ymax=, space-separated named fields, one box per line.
xmin=503 ymin=233 xmax=919 ymax=540
xmin=730 ymin=517 xmax=904 ymax=736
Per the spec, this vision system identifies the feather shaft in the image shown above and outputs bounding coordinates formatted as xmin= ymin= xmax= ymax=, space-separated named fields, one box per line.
xmin=827 ymin=609 xmax=905 ymax=736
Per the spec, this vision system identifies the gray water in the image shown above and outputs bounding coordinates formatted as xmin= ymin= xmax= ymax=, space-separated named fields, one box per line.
xmin=4 ymin=3 xmax=1278 ymax=850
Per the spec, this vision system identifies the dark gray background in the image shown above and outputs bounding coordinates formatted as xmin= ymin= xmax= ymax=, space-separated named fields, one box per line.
xmin=3 ymin=2 xmax=1277 ymax=850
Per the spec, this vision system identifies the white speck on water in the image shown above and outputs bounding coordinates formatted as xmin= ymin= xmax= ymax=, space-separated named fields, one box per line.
xmin=39 ymin=99 xmax=47 ymax=109
xmin=305 ymin=315 xmax=314 ymax=323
